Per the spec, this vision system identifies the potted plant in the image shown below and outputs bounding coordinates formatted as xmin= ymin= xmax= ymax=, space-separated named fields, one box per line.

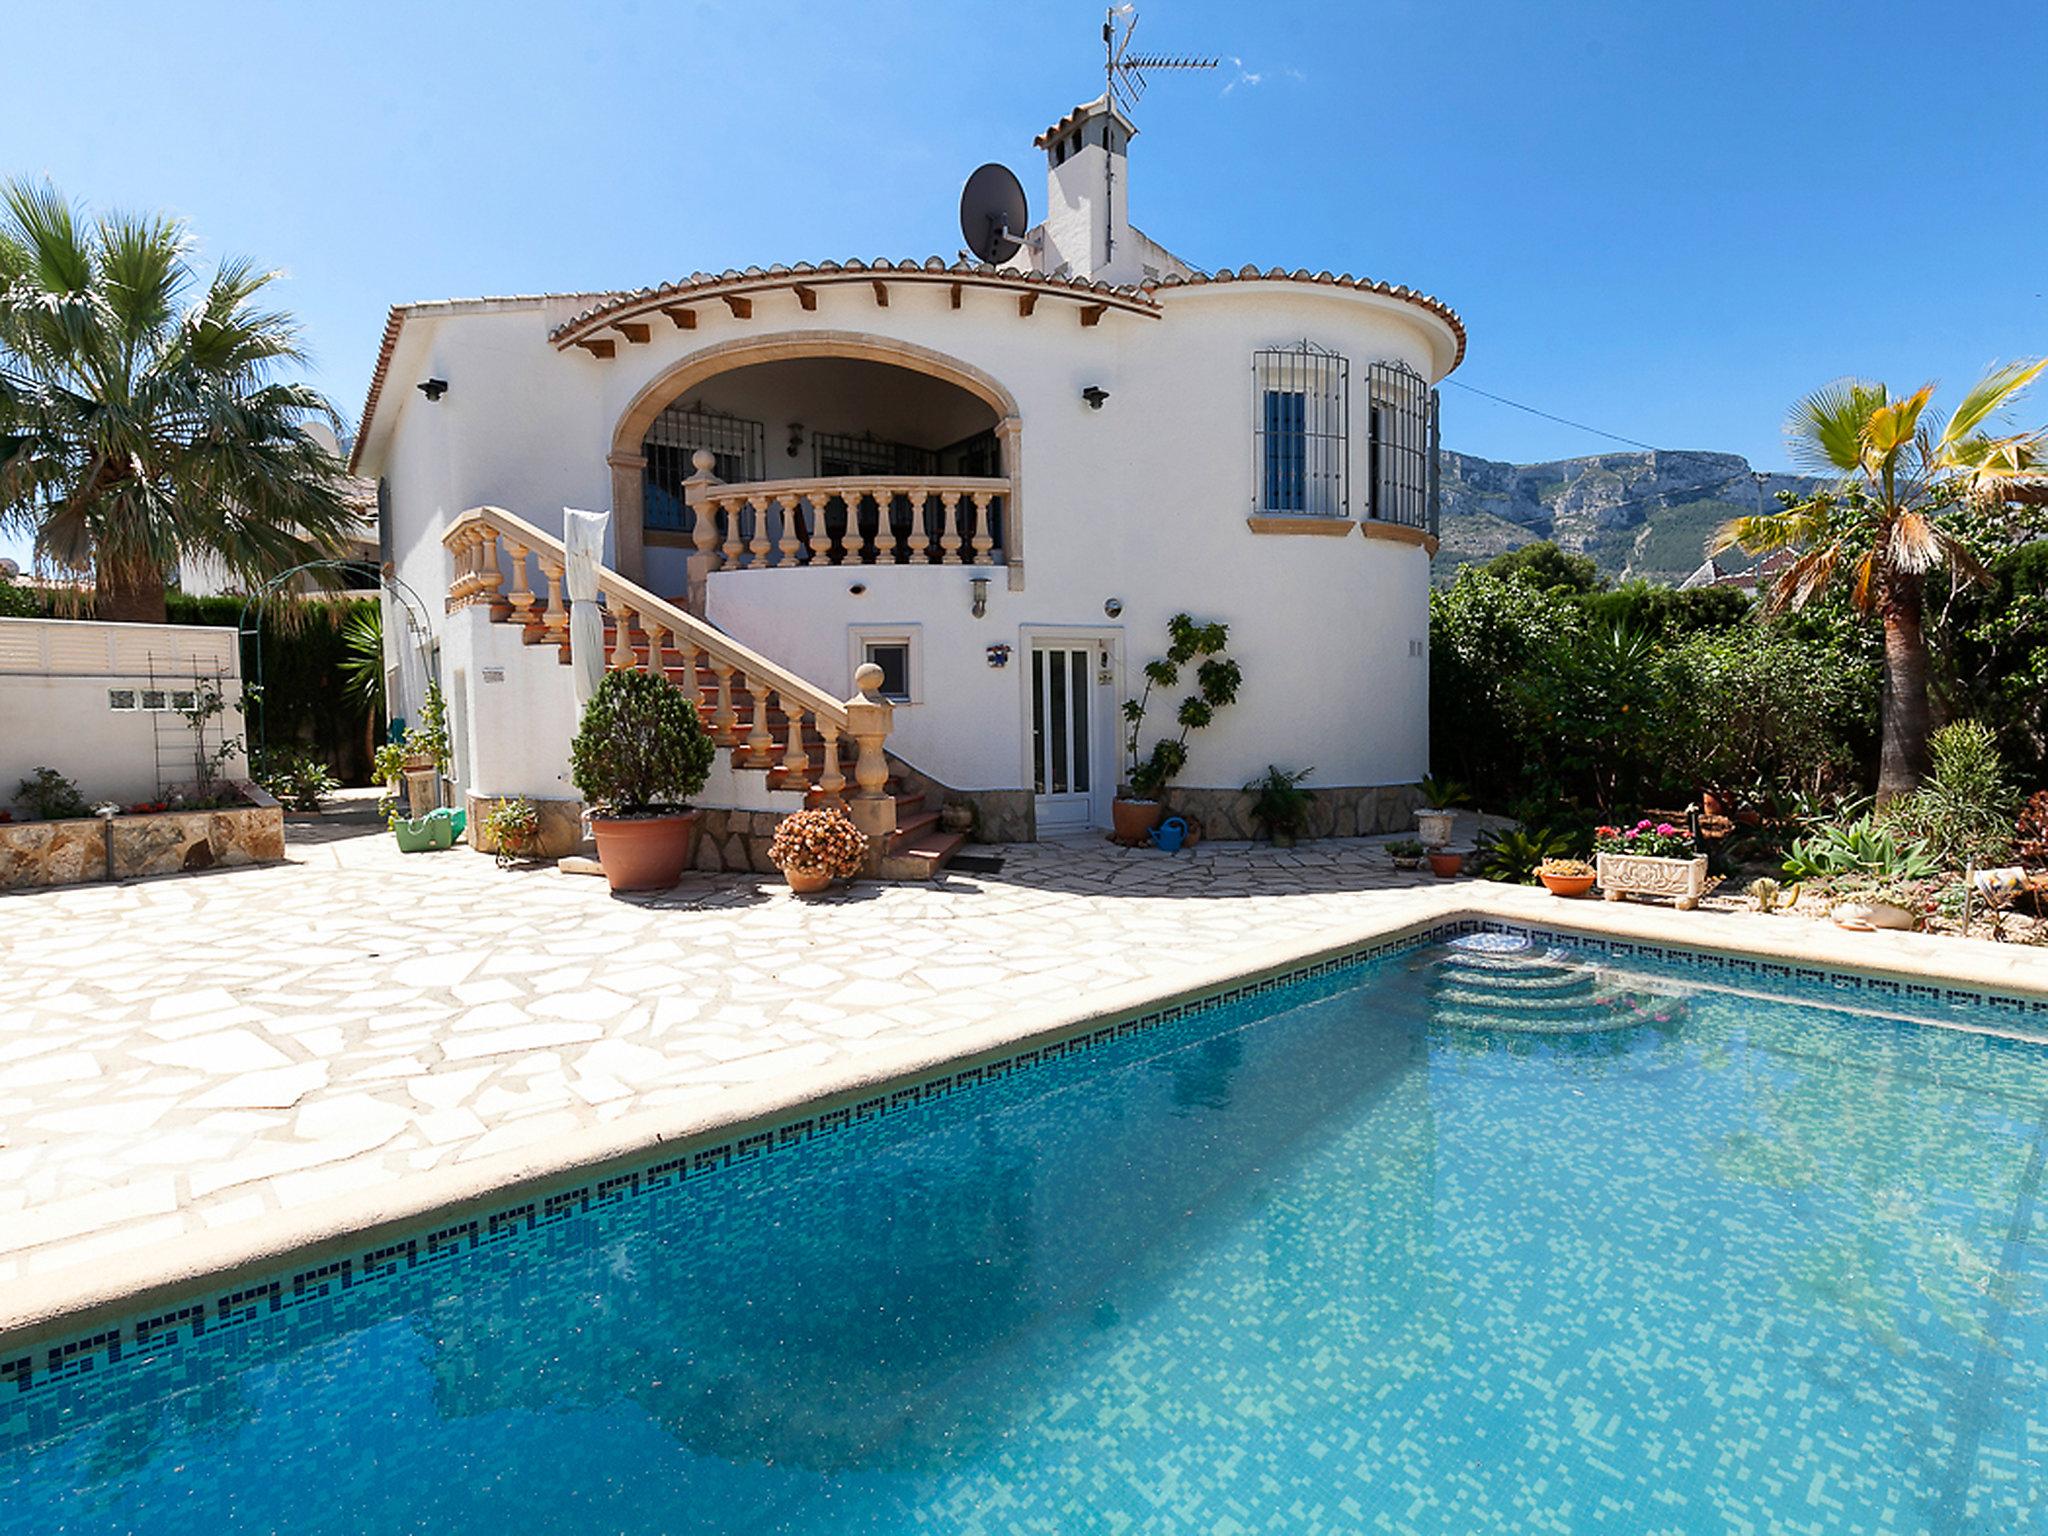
xmin=374 ymin=682 xmax=455 ymax=822
xmin=1536 ymin=857 xmax=1597 ymax=897
xmin=1117 ymin=614 xmax=1241 ymax=845
xmin=1427 ymin=846 xmax=1465 ymax=878
xmin=1829 ymin=877 xmax=1924 ymax=931
xmin=1414 ymin=775 xmax=1469 ymax=848
xmin=1244 ymin=765 xmax=1315 ymax=847
xmin=1387 ymin=837 xmax=1425 ymax=871
xmin=483 ymin=796 xmax=542 ymax=868
xmin=570 ymin=668 xmax=716 ymax=892
xmin=1594 ymin=818 xmax=1709 ymax=909
xmin=767 ymin=806 xmax=870 ymax=894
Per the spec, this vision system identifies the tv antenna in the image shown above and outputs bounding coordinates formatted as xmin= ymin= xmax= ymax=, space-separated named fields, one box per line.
xmin=1103 ymin=6 xmax=1217 ymax=117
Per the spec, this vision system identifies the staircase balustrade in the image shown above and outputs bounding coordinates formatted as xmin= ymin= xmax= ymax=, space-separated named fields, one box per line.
xmin=441 ymin=506 xmax=897 ymax=848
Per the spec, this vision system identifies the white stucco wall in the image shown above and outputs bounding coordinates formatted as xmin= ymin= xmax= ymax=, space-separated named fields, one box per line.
xmin=0 ymin=618 xmax=249 ymax=807
xmin=360 ymin=270 xmax=1450 ymax=824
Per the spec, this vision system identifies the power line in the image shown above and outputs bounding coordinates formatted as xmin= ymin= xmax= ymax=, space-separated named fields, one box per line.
xmin=1441 ymin=378 xmax=1663 ymax=453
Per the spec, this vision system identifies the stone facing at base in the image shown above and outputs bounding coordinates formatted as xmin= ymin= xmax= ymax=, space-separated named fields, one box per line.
xmin=0 ymin=796 xmax=285 ymax=891
xmin=1163 ymin=782 xmax=1426 ymax=842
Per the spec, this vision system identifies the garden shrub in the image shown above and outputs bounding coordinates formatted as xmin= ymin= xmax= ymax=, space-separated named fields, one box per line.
xmin=569 ymin=668 xmax=715 ymax=815
xmin=1881 ymin=720 xmax=2020 ymax=869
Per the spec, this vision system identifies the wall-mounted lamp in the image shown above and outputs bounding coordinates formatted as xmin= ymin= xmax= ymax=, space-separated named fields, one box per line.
xmin=787 ymin=421 xmax=804 ymax=458
xmin=417 ymin=378 xmax=449 ymax=401
xmin=970 ymin=575 xmax=989 ymax=619
xmin=1080 ymin=385 xmax=1109 ymax=410
xmin=1103 ymin=597 xmax=1124 ymax=618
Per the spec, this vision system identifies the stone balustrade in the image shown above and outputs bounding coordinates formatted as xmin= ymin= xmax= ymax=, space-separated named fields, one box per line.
xmin=679 ymin=450 xmax=1007 ymax=572
xmin=442 ymin=507 xmax=896 ymax=849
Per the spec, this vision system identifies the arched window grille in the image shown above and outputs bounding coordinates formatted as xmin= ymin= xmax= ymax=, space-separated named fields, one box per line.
xmin=1252 ymin=342 xmax=1348 ymax=517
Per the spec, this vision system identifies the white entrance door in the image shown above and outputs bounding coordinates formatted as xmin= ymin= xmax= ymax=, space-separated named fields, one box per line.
xmin=1031 ymin=642 xmax=1097 ymax=831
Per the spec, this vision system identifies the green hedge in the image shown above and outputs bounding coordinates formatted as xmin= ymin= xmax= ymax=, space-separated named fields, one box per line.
xmin=163 ymin=593 xmax=380 ymax=784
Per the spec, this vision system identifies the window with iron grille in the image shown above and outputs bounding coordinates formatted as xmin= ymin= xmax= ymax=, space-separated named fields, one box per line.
xmin=1366 ymin=361 xmax=1440 ymax=534
xmin=641 ymin=405 xmax=766 ymax=533
xmin=812 ymin=432 xmax=939 ymax=478
xmin=1253 ymin=343 xmax=1348 ymax=516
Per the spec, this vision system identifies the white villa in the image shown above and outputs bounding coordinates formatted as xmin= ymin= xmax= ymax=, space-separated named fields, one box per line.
xmin=349 ymin=95 xmax=1465 ymax=875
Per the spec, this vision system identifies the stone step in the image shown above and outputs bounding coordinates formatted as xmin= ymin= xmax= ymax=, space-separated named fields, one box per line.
xmin=878 ymin=828 xmax=966 ymax=881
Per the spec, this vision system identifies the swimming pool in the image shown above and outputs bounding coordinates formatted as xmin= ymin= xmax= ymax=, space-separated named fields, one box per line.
xmin=5 ymin=925 xmax=2046 ymax=1534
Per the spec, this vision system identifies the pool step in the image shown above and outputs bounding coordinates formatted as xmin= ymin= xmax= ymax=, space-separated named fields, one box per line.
xmin=1423 ymin=940 xmax=1658 ymax=1034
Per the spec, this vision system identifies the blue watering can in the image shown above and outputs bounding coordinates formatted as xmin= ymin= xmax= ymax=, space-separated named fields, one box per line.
xmin=1149 ymin=816 xmax=1189 ymax=853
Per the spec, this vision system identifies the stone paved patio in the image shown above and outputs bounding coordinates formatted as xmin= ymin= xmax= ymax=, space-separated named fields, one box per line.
xmin=0 ymin=805 xmax=1461 ymax=1313
xmin=4 ymin=802 xmax=2045 ymax=1340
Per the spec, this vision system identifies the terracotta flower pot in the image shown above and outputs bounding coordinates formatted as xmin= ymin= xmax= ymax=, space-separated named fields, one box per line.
xmin=1111 ymin=798 xmax=1164 ymax=846
xmin=1428 ymin=850 xmax=1464 ymax=878
xmin=590 ymin=811 xmax=698 ymax=893
xmin=1539 ymin=871 xmax=1597 ymax=898
xmin=783 ymin=866 xmax=833 ymax=895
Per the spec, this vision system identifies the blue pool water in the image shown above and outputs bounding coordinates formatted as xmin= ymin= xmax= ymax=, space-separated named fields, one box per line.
xmin=5 ymin=932 xmax=2048 ymax=1534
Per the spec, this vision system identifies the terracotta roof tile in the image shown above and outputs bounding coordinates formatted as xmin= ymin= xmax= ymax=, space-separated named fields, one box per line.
xmin=1144 ymin=268 xmax=1467 ymax=369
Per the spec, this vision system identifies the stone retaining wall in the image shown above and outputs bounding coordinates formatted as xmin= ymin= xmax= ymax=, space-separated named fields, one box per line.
xmin=0 ymin=793 xmax=285 ymax=891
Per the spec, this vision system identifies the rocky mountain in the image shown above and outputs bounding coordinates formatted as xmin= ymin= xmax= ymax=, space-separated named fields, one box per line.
xmin=1435 ymin=449 xmax=1826 ymax=585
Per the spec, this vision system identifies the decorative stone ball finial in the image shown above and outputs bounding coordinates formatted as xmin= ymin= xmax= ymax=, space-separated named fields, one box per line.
xmin=854 ymin=662 xmax=885 ymax=697
xmin=690 ymin=447 xmax=717 ymax=475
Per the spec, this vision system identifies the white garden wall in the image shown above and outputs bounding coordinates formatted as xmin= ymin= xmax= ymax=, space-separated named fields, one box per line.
xmin=0 ymin=618 xmax=250 ymax=808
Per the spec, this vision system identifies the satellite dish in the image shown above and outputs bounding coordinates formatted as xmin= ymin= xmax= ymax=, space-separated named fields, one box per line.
xmin=959 ymin=163 xmax=1028 ymax=263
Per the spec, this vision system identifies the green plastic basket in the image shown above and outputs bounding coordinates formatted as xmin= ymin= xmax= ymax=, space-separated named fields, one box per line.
xmin=393 ymin=814 xmax=454 ymax=854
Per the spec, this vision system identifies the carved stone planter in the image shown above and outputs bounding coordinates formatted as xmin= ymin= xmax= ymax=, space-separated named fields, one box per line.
xmin=1415 ymin=809 xmax=1456 ymax=847
xmin=1597 ymin=852 xmax=1709 ymax=910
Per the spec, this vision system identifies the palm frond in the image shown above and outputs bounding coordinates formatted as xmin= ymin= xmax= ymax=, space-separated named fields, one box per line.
xmin=1887 ymin=510 xmax=1942 ymax=575
xmin=1713 ymin=497 xmax=1830 ymax=556
xmin=1785 ymin=378 xmax=1887 ymax=475
xmin=1939 ymin=358 xmax=2048 ymax=449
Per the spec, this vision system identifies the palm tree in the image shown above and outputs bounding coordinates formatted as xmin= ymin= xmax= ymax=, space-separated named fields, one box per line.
xmin=0 ymin=180 xmax=357 ymax=622
xmin=1715 ymin=363 xmax=2048 ymax=800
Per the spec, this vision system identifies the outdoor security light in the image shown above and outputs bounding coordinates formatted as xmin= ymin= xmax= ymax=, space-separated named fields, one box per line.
xmin=417 ymin=379 xmax=448 ymax=401
xmin=970 ymin=576 xmax=989 ymax=619
xmin=1081 ymin=385 xmax=1109 ymax=409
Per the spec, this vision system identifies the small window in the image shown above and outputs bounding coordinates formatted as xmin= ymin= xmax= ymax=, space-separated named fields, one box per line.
xmin=865 ymin=642 xmax=911 ymax=702
xmin=107 ymin=689 xmax=137 ymax=712
xmin=850 ymin=627 xmax=921 ymax=705
xmin=170 ymin=689 xmax=197 ymax=713
xmin=140 ymin=688 xmax=167 ymax=712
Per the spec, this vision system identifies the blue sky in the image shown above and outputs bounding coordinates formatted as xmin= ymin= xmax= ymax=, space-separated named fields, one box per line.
xmin=3 ymin=0 xmax=2045 ymax=568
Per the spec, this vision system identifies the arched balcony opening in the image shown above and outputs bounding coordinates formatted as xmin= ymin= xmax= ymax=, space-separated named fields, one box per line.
xmin=624 ymin=351 xmax=1018 ymax=589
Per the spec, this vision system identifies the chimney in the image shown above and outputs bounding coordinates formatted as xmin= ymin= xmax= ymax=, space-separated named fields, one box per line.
xmin=1033 ymin=95 xmax=1140 ymax=284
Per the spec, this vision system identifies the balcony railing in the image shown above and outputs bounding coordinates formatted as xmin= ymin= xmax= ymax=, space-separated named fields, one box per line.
xmin=680 ymin=454 xmax=1009 ymax=571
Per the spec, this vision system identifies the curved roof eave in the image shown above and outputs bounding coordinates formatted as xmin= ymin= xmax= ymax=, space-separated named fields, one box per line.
xmin=1145 ymin=266 xmax=1467 ymax=374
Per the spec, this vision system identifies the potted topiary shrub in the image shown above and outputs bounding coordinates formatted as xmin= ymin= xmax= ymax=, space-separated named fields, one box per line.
xmin=1117 ymin=614 xmax=1241 ymax=845
xmin=570 ymin=669 xmax=716 ymax=892
xmin=767 ymin=806 xmax=870 ymax=894
xmin=1245 ymin=765 xmax=1315 ymax=848
xmin=1387 ymin=837 xmax=1425 ymax=871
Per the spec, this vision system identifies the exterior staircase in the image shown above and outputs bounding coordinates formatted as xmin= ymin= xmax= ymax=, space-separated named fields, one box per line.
xmin=445 ymin=505 xmax=963 ymax=879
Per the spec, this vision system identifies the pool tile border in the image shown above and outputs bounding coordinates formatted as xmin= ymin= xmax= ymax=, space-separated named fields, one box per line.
xmin=7 ymin=913 xmax=2048 ymax=1403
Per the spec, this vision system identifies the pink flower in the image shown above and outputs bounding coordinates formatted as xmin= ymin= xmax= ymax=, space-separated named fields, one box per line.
xmin=1655 ymin=823 xmax=1677 ymax=836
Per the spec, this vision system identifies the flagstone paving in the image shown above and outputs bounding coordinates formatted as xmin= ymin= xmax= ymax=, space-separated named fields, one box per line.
xmin=0 ymin=811 xmax=1469 ymax=1300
